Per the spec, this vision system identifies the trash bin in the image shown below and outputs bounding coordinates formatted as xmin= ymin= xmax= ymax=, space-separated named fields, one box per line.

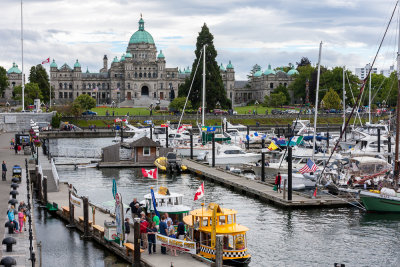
xmin=104 ymin=221 xmax=117 ymax=242
xmin=24 ymin=147 xmax=30 ymax=155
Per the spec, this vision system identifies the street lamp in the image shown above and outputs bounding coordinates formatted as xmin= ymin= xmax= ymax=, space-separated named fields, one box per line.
xmin=6 ymin=102 xmax=10 ymax=112
xmin=254 ymin=100 xmax=259 ymax=114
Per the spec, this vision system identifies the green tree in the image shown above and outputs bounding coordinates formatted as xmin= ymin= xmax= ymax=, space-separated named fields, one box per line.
xmin=13 ymin=83 xmax=43 ymax=107
xmin=71 ymin=102 xmax=83 ymax=119
xmin=296 ymin=57 xmax=311 ymax=67
xmin=169 ymin=97 xmax=192 ymax=111
xmin=29 ymin=64 xmax=50 ymax=103
xmin=322 ymin=88 xmax=341 ymax=109
xmin=269 ymin=92 xmax=286 ymax=107
xmin=273 ymin=85 xmax=290 ymax=104
xmin=0 ymin=66 xmax=9 ymax=97
xmin=247 ymin=64 xmax=261 ymax=80
xmin=73 ymin=94 xmax=96 ymax=111
xmin=288 ymin=64 xmax=316 ymax=101
xmin=178 ymin=23 xmax=231 ymax=110
xmin=377 ymin=72 xmax=398 ymax=107
xmin=263 ymin=94 xmax=270 ymax=107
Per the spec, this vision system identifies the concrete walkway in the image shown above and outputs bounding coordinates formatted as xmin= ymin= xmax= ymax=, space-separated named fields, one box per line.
xmin=0 ymin=132 xmax=38 ymax=266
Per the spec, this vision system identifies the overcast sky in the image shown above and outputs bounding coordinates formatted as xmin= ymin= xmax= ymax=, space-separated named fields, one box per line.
xmin=1 ymin=0 xmax=399 ymax=80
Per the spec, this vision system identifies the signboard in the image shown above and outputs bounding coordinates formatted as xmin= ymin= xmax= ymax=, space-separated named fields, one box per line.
xmin=261 ymin=148 xmax=268 ymax=153
xmin=201 ymin=126 xmax=216 ymax=132
xmin=4 ymin=116 xmax=16 ymax=124
xmin=144 ymin=120 xmax=152 ymax=125
xmin=156 ymin=234 xmax=197 ymax=254
xmin=70 ymin=195 xmax=82 ymax=207
xmin=114 ymin=193 xmax=124 ymax=242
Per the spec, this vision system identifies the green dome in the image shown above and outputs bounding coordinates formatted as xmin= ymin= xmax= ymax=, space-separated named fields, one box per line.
xmin=276 ymin=67 xmax=285 ymax=74
xmin=7 ymin=62 xmax=22 ymax=74
xmin=74 ymin=59 xmax=81 ymax=68
xmin=120 ymin=54 xmax=126 ymax=61
xmin=50 ymin=59 xmax=57 ymax=68
xmin=112 ymin=56 xmax=119 ymax=63
xmin=219 ymin=63 xmax=226 ymax=71
xmin=157 ymin=50 xmax=165 ymax=58
xmin=125 ymin=52 xmax=132 ymax=58
xmin=263 ymin=64 xmax=276 ymax=75
xmin=287 ymin=66 xmax=299 ymax=76
xmin=226 ymin=60 xmax=234 ymax=69
xmin=185 ymin=66 xmax=191 ymax=74
xmin=129 ymin=17 xmax=155 ymax=44
xmin=254 ymin=70 xmax=263 ymax=77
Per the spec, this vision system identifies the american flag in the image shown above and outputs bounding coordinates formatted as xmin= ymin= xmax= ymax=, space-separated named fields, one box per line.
xmin=299 ymin=159 xmax=318 ymax=174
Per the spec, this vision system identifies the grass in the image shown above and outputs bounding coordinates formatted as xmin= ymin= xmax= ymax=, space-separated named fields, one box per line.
xmin=92 ymin=107 xmax=151 ymax=116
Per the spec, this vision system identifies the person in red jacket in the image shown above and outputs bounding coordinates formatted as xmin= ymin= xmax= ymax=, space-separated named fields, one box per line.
xmin=275 ymin=172 xmax=282 ymax=193
xmin=140 ymin=215 xmax=149 ymax=249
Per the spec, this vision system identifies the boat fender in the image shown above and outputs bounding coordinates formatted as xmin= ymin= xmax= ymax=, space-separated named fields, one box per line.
xmin=380 ymin=187 xmax=396 ymax=197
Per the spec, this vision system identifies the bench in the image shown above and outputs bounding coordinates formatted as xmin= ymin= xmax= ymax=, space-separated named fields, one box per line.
xmin=46 ymin=202 xmax=58 ymax=212
xmin=92 ymin=224 xmax=104 ymax=238
xmin=78 ymin=216 xmax=92 ymax=227
xmin=61 ymin=206 xmax=69 ymax=217
xmin=124 ymin=243 xmax=144 ymax=256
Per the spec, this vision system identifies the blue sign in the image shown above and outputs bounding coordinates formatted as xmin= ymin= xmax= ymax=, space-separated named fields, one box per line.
xmin=144 ymin=120 xmax=152 ymax=125
xmin=112 ymin=179 xmax=117 ymax=199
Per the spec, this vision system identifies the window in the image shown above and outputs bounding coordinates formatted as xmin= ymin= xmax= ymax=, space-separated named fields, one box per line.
xmin=135 ymin=72 xmax=138 ymax=78
xmin=128 ymin=83 xmax=131 ymax=89
xmin=76 ymin=92 xmax=79 ymax=97
xmin=59 ymin=92 xmax=63 ymax=98
xmin=139 ymin=73 xmax=142 ymax=78
xmin=69 ymin=92 xmax=72 ymax=98
xmin=270 ymin=83 xmax=274 ymax=89
xmin=144 ymin=73 xmax=147 ymax=78
xmin=64 ymin=92 xmax=68 ymax=98
xmin=172 ymin=73 xmax=175 ymax=78
xmin=64 ymin=83 xmax=67 ymax=89
xmin=143 ymin=147 xmax=150 ymax=156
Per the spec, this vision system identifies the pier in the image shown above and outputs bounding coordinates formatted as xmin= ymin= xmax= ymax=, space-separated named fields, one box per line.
xmin=183 ymin=159 xmax=350 ymax=208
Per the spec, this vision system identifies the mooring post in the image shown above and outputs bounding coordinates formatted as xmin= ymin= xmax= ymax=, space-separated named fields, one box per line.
xmin=133 ymin=220 xmax=141 ymax=266
xmin=83 ymin=196 xmax=90 ymax=239
xmin=326 ymin=132 xmax=330 ymax=150
xmin=42 ymin=176 xmax=47 ymax=204
xmin=277 ymin=127 xmax=280 ymax=137
xmin=67 ymin=184 xmax=75 ymax=228
xmin=212 ymin=133 xmax=215 ymax=167
xmin=377 ymin=128 xmax=381 ymax=153
xmin=287 ymin=124 xmax=290 ymax=136
xmin=215 ymin=235 xmax=223 ymax=267
xmin=37 ymin=173 xmax=42 ymax=202
xmin=120 ymin=122 xmax=123 ymax=143
xmin=261 ymin=139 xmax=265 ymax=182
xmin=150 ymin=124 xmax=152 ymax=140
xmin=283 ymin=179 xmax=287 ymax=199
xmin=166 ymin=126 xmax=169 ymax=148
xmin=246 ymin=126 xmax=250 ymax=150
xmin=388 ymin=136 xmax=392 ymax=164
xmin=225 ymin=121 xmax=228 ymax=133
xmin=190 ymin=132 xmax=193 ymax=160
xmin=288 ymin=147 xmax=293 ymax=201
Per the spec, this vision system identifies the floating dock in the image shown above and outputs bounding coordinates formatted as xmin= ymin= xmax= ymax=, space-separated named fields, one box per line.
xmin=183 ymin=159 xmax=351 ymax=208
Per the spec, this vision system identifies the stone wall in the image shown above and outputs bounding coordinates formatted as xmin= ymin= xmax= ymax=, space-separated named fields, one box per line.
xmin=0 ymin=112 xmax=55 ymax=132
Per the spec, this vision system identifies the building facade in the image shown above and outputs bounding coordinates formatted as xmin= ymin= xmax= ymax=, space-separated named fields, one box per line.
xmin=355 ymin=64 xmax=378 ymax=80
xmin=3 ymin=62 xmax=23 ymax=100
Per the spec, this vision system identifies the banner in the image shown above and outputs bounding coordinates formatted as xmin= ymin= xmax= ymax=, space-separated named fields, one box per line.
xmin=115 ymin=193 xmax=124 ymax=241
xmin=70 ymin=195 xmax=82 ymax=207
xmin=156 ymin=234 xmax=196 ymax=254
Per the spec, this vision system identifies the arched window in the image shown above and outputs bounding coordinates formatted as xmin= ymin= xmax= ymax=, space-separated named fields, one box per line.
xmin=284 ymin=83 xmax=287 ymax=87
xmin=144 ymin=73 xmax=147 ymax=78
xmin=102 ymin=83 xmax=105 ymax=89
xmin=270 ymin=83 xmax=273 ymax=89
xmin=128 ymin=73 xmax=130 ymax=78
xmin=59 ymin=83 xmax=62 ymax=89
xmin=139 ymin=73 xmax=142 ymax=78
xmin=148 ymin=73 xmax=151 ymax=78
xmin=128 ymin=83 xmax=131 ymax=89
xmin=135 ymin=72 xmax=138 ymax=78
xmin=64 ymin=83 xmax=67 ymax=89
xmin=154 ymin=92 xmax=157 ymax=98
xmin=88 ymin=84 xmax=91 ymax=89
xmin=83 ymin=83 xmax=86 ymax=89
xmin=69 ymin=83 xmax=72 ymax=89
xmin=172 ymin=73 xmax=175 ymax=78
xmin=153 ymin=73 xmax=157 ymax=78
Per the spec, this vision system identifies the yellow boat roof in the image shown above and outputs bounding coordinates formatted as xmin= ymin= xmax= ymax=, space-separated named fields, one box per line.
xmin=189 ymin=206 xmax=237 ymax=217
xmin=183 ymin=215 xmax=249 ymax=234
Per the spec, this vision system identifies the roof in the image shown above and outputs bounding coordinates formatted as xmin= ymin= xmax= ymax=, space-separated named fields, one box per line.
xmin=264 ymin=64 xmax=276 ymax=75
xmin=50 ymin=59 xmax=58 ymax=68
xmin=219 ymin=63 xmax=226 ymax=71
xmin=130 ymin=136 xmax=160 ymax=147
xmin=287 ymin=66 xmax=299 ymax=76
xmin=59 ymin=63 xmax=72 ymax=71
xmin=253 ymin=70 xmax=263 ymax=77
xmin=226 ymin=60 xmax=234 ymax=69
xmin=125 ymin=52 xmax=132 ymax=58
xmin=112 ymin=56 xmax=119 ymax=63
xmin=129 ymin=17 xmax=155 ymax=44
xmin=7 ymin=62 xmax=22 ymax=74
xmin=74 ymin=59 xmax=81 ymax=68
xmin=120 ymin=54 xmax=126 ymax=61
xmin=234 ymin=81 xmax=247 ymax=89
xmin=157 ymin=50 xmax=165 ymax=58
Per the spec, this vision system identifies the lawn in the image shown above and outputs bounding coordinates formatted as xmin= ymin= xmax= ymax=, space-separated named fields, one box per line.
xmin=234 ymin=105 xmax=287 ymax=115
xmin=92 ymin=107 xmax=150 ymax=116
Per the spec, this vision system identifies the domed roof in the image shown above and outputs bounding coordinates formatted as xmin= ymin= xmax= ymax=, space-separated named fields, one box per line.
xmin=125 ymin=52 xmax=132 ymax=58
xmin=74 ymin=59 xmax=81 ymax=68
xmin=254 ymin=70 xmax=263 ymax=77
xmin=157 ymin=50 xmax=165 ymax=58
xmin=226 ymin=60 xmax=234 ymax=69
xmin=185 ymin=66 xmax=191 ymax=73
xmin=129 ymin=17 xmax=155 ymax=44
xmin=275 ymin=67 xmax=286 ymax=74
xmin=287 ymin=66 xmax=299 ymax=76
xmin=50 ymin=59 xmax=58 ymax=68
xmin=263 ymin=64 xmax=276 ymax=75
xmin=86 ymin=67 xmax=90 ymax=73
xmin=7 ymin=62 xmax=22 ymax=74
xmin=112 ymin=56 xmax=119 ymax=63
xmin=219 ymin=63 xmax=226 ymax=71
xmin=120 ymin=54 xmax=126 ymax=61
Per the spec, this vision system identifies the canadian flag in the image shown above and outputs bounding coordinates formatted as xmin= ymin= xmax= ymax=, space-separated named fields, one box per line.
xmin=142 ymin=168 xmax=157 ymax=179
xmin=41 ymin=57 xmax=50 ymax=64
xmin=194 ymin=182 xmax=204 ymax=201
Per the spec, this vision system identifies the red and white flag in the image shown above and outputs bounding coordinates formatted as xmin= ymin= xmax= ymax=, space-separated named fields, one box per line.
xmin=41 ymin=57 xmax=50 ymax=64
xmin=194 ymin=182 xmax=204 ymax=201
xmin=142 ymin=168 xmax=157 ymax=179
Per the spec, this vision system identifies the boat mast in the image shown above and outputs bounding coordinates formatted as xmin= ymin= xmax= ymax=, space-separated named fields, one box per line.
xmin=202 ymin=44 xmax=206 ymax=126
xmin=312 ymin=41 xmax=322 ymax=162
xmin=21 ymin=0 xmax=25 ymax=111
xmin=395 ymin=8 xmax=400 ymax=184
xmin=343 ymin=66 xmax=346 ymax=129
xmin=368 ymin=63 xmax=372 ymax=123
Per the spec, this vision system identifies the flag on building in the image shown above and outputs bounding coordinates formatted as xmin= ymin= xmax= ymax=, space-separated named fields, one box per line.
xmin=114 ymin=118 xmax=122 ymax=123
xmin=41 ymin=57 xmax=50 ymax=64
xmin=299 ymin=159 xmax=318 ymax=174
xmin=268 ymin=141 xmax=279 ymax=151
xmin=194 ymin=182 xmax=204 ymax=201
xmin=142 ymin=168 xmax=157 ymax=179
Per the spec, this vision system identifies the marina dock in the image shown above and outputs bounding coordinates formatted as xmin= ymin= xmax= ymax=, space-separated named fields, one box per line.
xmin=183 ymin=159 xmax=350 ymax=208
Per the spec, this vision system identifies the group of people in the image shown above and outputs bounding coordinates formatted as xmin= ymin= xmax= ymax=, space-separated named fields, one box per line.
xmin=127 ymin=198 xmax=186 ymax=256
xmin=7 ymin=201 xmax=28 ymax=233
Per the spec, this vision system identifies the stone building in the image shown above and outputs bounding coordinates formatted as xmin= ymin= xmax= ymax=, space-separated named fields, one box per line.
xmin=3 ymin=62 xmax=23 ymax=100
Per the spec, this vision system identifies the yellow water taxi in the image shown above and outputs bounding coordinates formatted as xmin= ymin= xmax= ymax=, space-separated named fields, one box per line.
xmin=154 ymin=153 xmax=187 ymax=173
xmin=183 ymin=203 xmax=251 ymax=266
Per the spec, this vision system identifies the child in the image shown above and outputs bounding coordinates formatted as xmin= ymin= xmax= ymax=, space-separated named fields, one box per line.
xmin=168 ymin=228 xmax=177 ymax=256
xmin=147 ymin=221 xmax=157 ymax=254
xmin=124 ymin=218 xmax=130 ymax=242
xmin=18 ymin=208 xmax=24 ymax=233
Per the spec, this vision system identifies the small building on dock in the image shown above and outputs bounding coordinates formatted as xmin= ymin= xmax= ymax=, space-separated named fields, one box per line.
xmin=129 ymin=137 xmax=160 ymax=164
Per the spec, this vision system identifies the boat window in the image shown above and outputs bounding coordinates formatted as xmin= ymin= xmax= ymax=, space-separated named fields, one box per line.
xmin=168 ymin=198 xmax=173 ymax=205
xmin=202 ymin=218 xmax=209 ymax=227
xmin=300 ymin=158 xmax=308 ymax=163
xmin=224 ymin=150 xmax=245 ymax=155
xmin=174 ymin=197 xmax=179 ymax=205
xmin=234 ymin=234 xmax=246 ymax=250
xmin=219 ymin=216 xmax=226 ymax=225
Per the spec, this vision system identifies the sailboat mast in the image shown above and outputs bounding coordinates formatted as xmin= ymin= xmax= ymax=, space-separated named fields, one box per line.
xmin=369 ymin=63 xmax=372 ymax=123
xmin=21 ymin=0 xmax=24 ymax=111
xmin=312 ymin=41 xmax=322 ymax=162
xmin=202 ymin=45 xmax=206 ymax=126
xmin=395 ymin=9 xmax=400 ymax=183
xmin=343 ymin=66 xmax=346 ymax=128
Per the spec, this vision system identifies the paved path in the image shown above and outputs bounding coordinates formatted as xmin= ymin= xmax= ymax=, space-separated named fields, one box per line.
xmin=0 ymin=132 xmax=38 ymax=266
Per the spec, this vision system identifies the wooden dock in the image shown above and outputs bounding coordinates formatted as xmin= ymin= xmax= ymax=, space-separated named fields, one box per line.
xmin=98 ymin=161 xmax=155 ymax=168
xmin=183 ymin=159 xmax=351 ymax=208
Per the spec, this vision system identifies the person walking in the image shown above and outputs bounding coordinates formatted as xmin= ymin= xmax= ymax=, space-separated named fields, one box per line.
xmin=147 ymin=221 xmax=157 ymax=254
xmin=159 ymin=215 xmax=168 ymax=254
xmin=275 ymin=172 xmax=282 ymax=193
xmin=2 ymin=161 xmax=7 ymax=181
xmin=18 ymin=207 xmax=24 ymax=233
xmin=124 ymin=218 xmax=131 ymax=241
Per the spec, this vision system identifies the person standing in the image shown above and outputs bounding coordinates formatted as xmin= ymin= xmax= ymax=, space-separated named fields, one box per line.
xmin=177 ymin=221 xmax=185 ymax=240
xmin=168 ymin=228 xmax=177 ymax=256
xmin=140 ymin=216 xmax=149 ymax=249
xmin=152 ymin=212 xmax=160 ymax=230
xmin=2 ymin=161 xmax=7 ymax=181
xmin=14 ymin=144 xmax=18 ymax=154
xmin=147 ymin=221 xmax=157 ymax=254
xmin=159 ymin=215 xmax=168 ymax=254
xmin=275 ymin=172 xmax=282 ymax=193
xmin=124 ymin=218 xmax=131 ymax=242
xmin=18 ymin=207 xmax=24 ymax=233
xmin=128 ymin=198 xmax=138 ymax=219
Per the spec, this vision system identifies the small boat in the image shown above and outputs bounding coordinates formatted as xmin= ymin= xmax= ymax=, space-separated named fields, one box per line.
xmin=205 ymin=144 xmax=260 ymax=165
xmin=183 ymin=203 xmax=251 ymax=266
xmin=75 ymin=163 xmax=98 ymax=169
xmin=154 ymin=153 xmax=187 ymax=173
xmin=360 ymin=188 xmax=400 ymax=213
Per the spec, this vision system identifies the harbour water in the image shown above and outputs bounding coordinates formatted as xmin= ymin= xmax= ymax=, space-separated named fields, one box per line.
xmin=50 ymin=138 xmax=400 ymax=266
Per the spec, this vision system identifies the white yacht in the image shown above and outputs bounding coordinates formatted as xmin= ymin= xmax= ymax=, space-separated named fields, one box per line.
xmin=205 ymin=144 xmax=260 ymax=165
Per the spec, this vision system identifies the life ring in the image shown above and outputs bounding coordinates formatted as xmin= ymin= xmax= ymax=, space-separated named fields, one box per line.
xmin=235 ymin=236 xmax=245 ymax=250
xmin=111 ymin=233 xmax=118 ymax=240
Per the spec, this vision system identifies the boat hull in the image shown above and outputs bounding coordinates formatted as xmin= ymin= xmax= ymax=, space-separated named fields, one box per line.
xmin=361 ymin=193 xmax=400 ymax=213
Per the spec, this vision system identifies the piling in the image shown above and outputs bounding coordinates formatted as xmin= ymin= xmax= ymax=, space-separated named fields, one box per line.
xmin=83 ymin=196 xmax=91 ymax=239
xmin=283 ymin=179 xmax=287 ymax=199
xmin=190 ymin=133 xmax=193 ymax=160
xmin=166 ymin=126 xmax=169 ymax=148
xmin=246 ymin=126 xmax=250 ymax=150
xmin=261 ymin=139 xmax=265 ymax=182
xmin=288 ymin=147 xmax=292 ymax=201
xmin=212 ymin=133 xmax=215 ymax=168
xmin=388 ymin=136 xmax=392 ymax=164
xmin=133 ymin=221 xmax=141 ymax=266
xmin=150 ymin=125 xmax=152 ymax=140
xmin=43 ymin=176 xmax=47 ymax=204
xmin=327 ymin=132 xmax=330 ymax=149
xmin=215 ymin=235 xmax=223 ymax=267
xmin=67 ymin=185 xmax=75 ymax=228
xmin=120 ymin=122 xmax=124 ymax=143
xmin=378 ymin=128 xmax=381 ymax=153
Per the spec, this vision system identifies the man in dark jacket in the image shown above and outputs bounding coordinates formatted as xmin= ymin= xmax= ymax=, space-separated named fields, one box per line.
xmin=124 ymin=218 xmax=131 ymax=241
xmin=177 ymin=221 xmax=185 ymax=240
xmin=2 ymin=161 xmax=7 ymax=181
xmin=159 ymin=215 xmax=168 ymax=254
xmin=128 ymin=198 xmax=138 ymax=219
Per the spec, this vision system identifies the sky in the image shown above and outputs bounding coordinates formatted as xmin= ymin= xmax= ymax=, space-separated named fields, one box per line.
xmin=0 ymin=0 xmax=399 ymax=80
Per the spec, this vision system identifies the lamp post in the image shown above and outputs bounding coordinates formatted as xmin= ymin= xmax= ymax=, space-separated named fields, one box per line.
xmin=6 ymin=102 xmax=9 ymax=113
xmin=254 ymin=100 xmax=259 ymax=114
